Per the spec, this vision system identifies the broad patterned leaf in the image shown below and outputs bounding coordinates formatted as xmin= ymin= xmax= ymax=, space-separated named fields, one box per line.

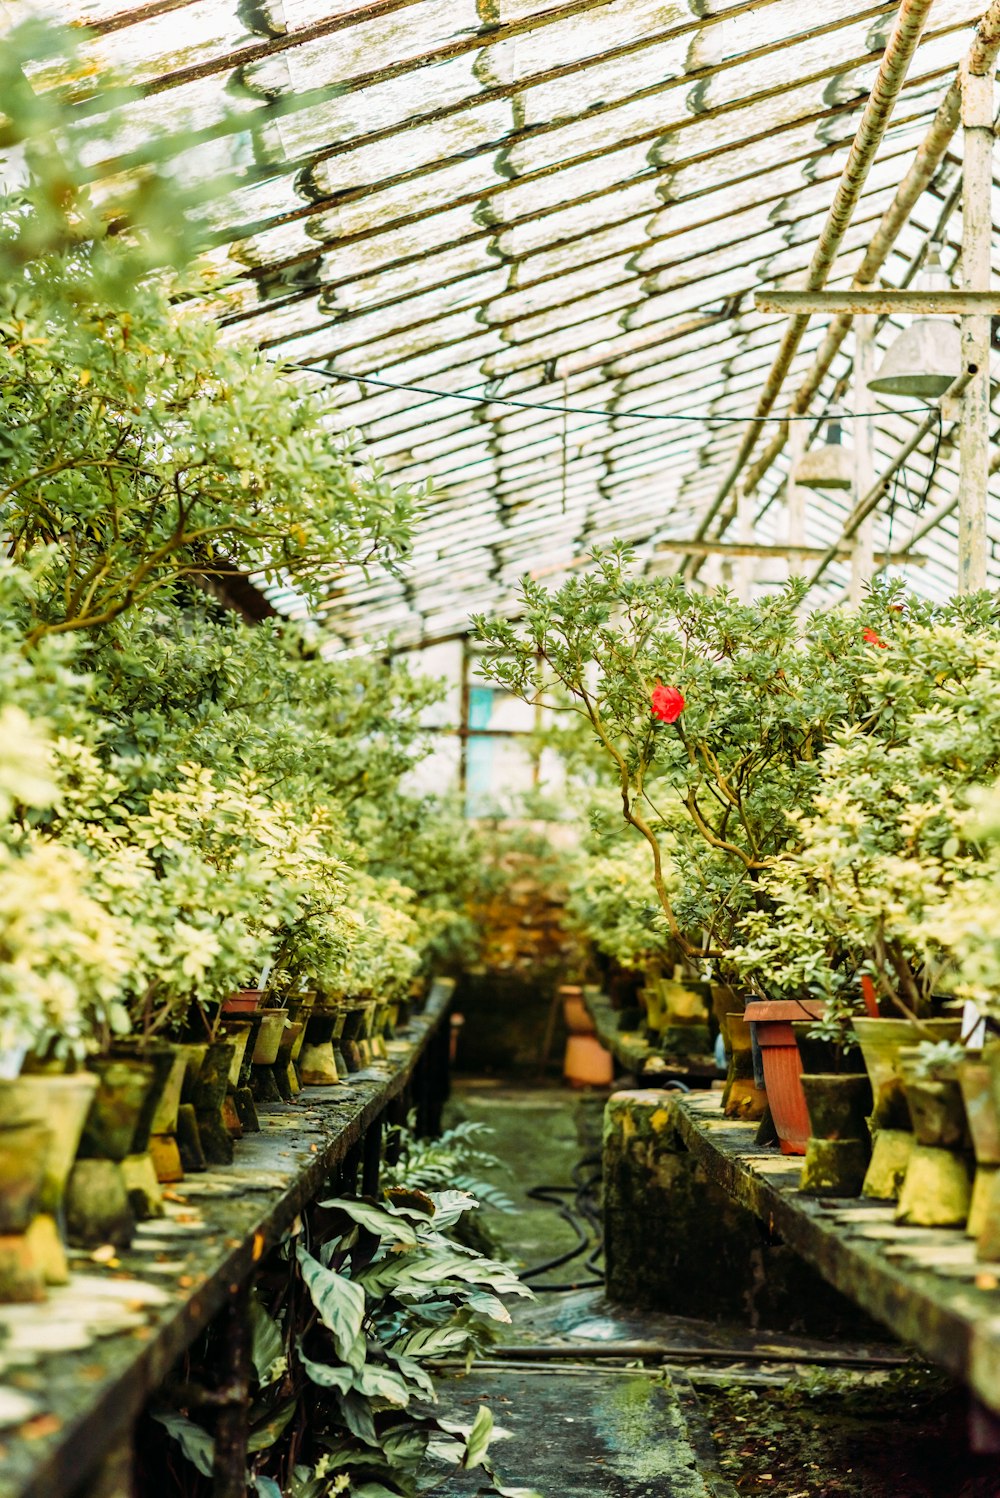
xmin=296 ymin=1244 xmax=365 ymax=1359
xmin=462 ymin=1405 xmax=494 ymax=1470
xmin=297 ymin=1347 xmax=356 ymax=1394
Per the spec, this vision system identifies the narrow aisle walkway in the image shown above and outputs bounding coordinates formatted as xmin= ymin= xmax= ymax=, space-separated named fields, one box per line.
xmin=434 ymin=1081 xmax=1000 ymax=1498
xmin=434 ymin=1081 xmax=730 ymax=1497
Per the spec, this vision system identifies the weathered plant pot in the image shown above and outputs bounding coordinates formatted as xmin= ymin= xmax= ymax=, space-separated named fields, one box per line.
xmin=273 ymin=1020 xmax=304 ymax=1100
xmin=798 ymin=1073 xmax=874 ymax=1197
xmin=744 ymin=1000 xmax=824 ymax=1155
xmin=801 ymin=1073 xmax=873 ymax=1140
xmin=959 ymin=1053 xmax=1000 ymax=1241
xmin=898 ymin=1049 xmax=969 ymax=1149
xmin=791 ymin=1021 xmax=866 ymax=1078
xmin=66 ymin=1057 xmax=160 ymax=1248
xmin=252 ymin=1010 xmax=288 ymax=1066
xmin=76 ymin=1057 xmax=159 ymax=1164
xmin=0 ymin=1109 xmax=49 ymax=1235
xmin=341 ymin=1001 xmax=368 ymax=1073
xmin=663 ymin=978 xmax=712 ymax=1025
xmin=148 ymin=1050 xmax=188 ymax=1185
xmin=0 ymin=1075 xmax=96 ymax=1284
xmin=0 ymin=1096 xmax=52 ymax=1301
xmin=220 ymin=1020 xmax=254 ymax=1089
xmin=189 ymin=1041 xmax=237 ymax=1165
xmin=852 ymin=1017 xmax=963 ymax=1130
xmin=298 ymin=1007 xmax=344 ymax=1086
xmin=720 ymin=1011 xmax=768 ymax=1121
xmin=286 ymin=993 xmax=315 ymax=1061
xmin=896 ymin=1145 xmax=972 ymax=1228
xmin=863 ymin=1130 xmax=915 ymax=1201
xmin=853 ymin=1017 xmax=963 ymax=1203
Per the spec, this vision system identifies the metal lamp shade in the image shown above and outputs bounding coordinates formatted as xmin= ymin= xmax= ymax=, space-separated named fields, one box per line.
xmin=868 ymin=317 xmax=961 ymax=398
xmin=793 ymin=442 xmax=854 ymax=492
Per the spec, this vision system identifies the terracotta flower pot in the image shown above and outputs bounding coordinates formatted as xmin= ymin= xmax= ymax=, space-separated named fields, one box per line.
xmin=562 ymin=986 xmax=594 ymax=1036
xmin=563 ymin=1034 xmax=613 ymax=1088
xmin=222 ymin=989 xmax=262 ymax=1015
xmin=744 ymin=1000 xmax=824 ymax=1155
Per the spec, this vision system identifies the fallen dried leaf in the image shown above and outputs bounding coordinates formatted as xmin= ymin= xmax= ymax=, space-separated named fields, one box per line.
xmin=20 ymin=1414 xmax=61 ymax=1441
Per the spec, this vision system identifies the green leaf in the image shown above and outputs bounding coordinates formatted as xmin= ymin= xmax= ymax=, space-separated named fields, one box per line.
xmin=249 ymin=1294 xmax=284 ymax=1385
xmin=298 ymin=1346 xmax=356 ymax=1394
xmin=356 ymin=1363 xmax=413 ymax=1407
xmin=393 ymin=1323 xmax=476 ymax=1359
xmin=151 ymin=1411 xmax=215 ymax=1477
xmin=248 ymin=1400 xmax=296 ymax=1453
xmin=317 ymin=1198 xmax=419 ymax=1244
xmin=296 ymin=1244 xmax=366 ymax=1360
xmin=463 ymin=1405 xmax=494 ymax=1470
xmin=333 ymin=1389 xmax=379 ymax=1447
xmin=425 ymin=1189 xmax=477 ymax=1229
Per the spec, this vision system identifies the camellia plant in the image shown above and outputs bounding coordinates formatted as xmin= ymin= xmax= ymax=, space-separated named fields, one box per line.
xmin=729 ymin=607 xmax=1000 ymax=1035
xmin=474 ymin=544 xmax=905 ymax=963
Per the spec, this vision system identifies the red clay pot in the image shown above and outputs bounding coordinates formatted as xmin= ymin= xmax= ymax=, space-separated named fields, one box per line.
xmin=222 ymin=989 xmax=263 ymax=1015
xmin=744 ymin=1000 xmax=824 ymax=1156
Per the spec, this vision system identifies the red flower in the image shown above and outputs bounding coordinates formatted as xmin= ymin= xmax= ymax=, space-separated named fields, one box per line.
xmin=651 ymin=683 xmax=685 ymax=722
xmin=861 ymin=627 xmax=888 ymax=649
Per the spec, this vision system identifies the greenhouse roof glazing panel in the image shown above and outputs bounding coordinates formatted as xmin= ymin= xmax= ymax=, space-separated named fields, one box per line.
xmin=2 ymin=0 xmax=1000 ymax=644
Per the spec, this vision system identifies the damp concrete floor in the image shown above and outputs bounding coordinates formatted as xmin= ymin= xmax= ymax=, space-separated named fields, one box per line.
xmin=434 ymin=1080 xmax=1000 ymax=1498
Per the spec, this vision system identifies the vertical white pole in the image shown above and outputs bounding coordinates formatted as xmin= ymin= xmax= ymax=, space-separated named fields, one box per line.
xmin=958 ymin=61 xmax=996 ymax=594
xmin=850 ymin=315 xmax=876 ymax=604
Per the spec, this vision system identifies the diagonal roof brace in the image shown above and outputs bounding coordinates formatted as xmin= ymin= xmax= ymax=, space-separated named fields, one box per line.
xmin=678 ymin=0 xmax=939 ymax=573
xmin=691 ymin=0 xmax=1000 ymax=570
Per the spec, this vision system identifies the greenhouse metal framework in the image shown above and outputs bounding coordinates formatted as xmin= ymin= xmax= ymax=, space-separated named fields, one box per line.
xmin=5 ymin=0 xmax=1000 ymax=648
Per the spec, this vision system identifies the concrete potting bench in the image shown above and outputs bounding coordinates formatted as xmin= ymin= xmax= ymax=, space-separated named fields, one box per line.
xmin=603 ymin=1087 xmax=1000 ymax=1438
xmin=0 ymin=983 xmax=453 ymax=1498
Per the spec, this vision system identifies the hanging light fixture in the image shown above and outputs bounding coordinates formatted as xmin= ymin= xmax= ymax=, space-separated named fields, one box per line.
xmin=793 ymin=415 xmax=854 ymax=491
xmin=868 ymin=250 xmax=961 ymax=398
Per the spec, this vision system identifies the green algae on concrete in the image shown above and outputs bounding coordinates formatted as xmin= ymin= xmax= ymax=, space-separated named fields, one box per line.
xmin=603 ymin=1090 xmax=878 ymax=1337
xmin=437 ymin=1368 xmax=714 ymax=1497
xmin=593 ymin=1374 xmax=713 ymax=1498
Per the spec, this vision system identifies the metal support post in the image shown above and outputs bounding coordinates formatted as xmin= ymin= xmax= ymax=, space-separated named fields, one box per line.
xmin=959 ymin=61 xmax=996 ymax=592
xmin=362 ymin=1115 xmax=383 ymax=1197
xmin=212 ymin=1284 xmax=252 ymax=1498
xmin=851 ymin=315 xmax=877 ymax=603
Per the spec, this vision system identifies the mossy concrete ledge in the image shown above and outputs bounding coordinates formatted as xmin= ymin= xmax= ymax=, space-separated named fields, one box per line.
xmin=602 ymin=1089 xmax=881 ymax=1339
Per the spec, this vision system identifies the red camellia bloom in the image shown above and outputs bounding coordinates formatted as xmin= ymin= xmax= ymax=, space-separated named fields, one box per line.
xmin=861 ymin=626 xmax=888 ymax=649
xmin=651 ymin=683 xmax=685 ymax=722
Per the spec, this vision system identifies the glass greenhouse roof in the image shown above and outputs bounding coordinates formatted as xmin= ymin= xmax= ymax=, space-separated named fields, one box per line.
xmin=3 ymin=0 xmax=1000 ymax=646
